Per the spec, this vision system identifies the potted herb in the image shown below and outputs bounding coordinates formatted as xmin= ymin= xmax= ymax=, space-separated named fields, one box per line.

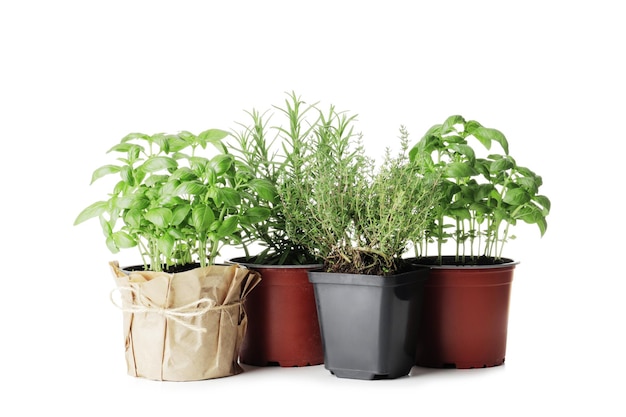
xmin=281 ymin=105 xmax=443 ymax=380
xmin=226 ymin=92 xmax=325 ymax=367
xmin=73 ymin=129 xmax=266 ymax=381
xmin=408 ymin=115 xmax=551 ymax=369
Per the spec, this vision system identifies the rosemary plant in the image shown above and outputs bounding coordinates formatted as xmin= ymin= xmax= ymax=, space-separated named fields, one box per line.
xmin=229 ymin=92 xmax=324 ymax=265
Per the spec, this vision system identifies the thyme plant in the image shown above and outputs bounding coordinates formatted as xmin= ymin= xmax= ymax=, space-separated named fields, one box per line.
xmin=74 ymin=129 xmax=271 ymax=271
xmin=409 ymin=115 xmax=551 ymax=265
xmin=280 ymin=107 xmax=443 ymax=276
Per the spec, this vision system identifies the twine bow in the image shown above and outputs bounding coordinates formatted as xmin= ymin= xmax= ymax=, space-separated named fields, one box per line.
xmin=110 ymin=286 xmax=240 ymax=332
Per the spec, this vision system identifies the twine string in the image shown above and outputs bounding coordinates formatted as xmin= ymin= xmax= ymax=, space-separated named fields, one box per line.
xmin=110 ymin=286 xmax=241 ymax=333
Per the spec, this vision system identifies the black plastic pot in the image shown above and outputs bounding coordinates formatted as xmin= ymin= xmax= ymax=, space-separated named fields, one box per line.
xmin=308 ymin=268 xmax=430 ymax=380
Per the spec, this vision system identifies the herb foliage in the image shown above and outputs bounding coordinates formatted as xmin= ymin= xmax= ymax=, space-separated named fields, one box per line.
xmin=74 ymin=129 xmax=271 ymax=271
xmin=409 ymin=115 xmax=551 ymax=265
xmin=279 ymin=104 xmax=443 ymax=276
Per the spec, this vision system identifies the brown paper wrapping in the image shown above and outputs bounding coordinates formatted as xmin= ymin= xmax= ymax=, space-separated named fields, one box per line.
xmin=109 ymin=261 xmax=262 ymax=381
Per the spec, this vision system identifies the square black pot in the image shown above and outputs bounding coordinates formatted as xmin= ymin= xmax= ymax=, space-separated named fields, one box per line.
xmin=308 ymin=268 xmax=430 ymax=380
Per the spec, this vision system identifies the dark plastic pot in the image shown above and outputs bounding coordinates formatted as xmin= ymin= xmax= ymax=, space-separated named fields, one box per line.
xmin=229 ymin=257 xmax=324 ymax=367
xmin=308 ymin=268 xmax=430 ymax=380
xmin=411 ymin=256 xmax=518 ymax=369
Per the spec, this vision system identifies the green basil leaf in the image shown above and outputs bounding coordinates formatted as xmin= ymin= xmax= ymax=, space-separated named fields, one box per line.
xmin=141 ymin=156 xmax=178 ymax=173
xmin=90 ymin=165 xmax=121 ymax=184
xmin=216 ymin=216 xmax=239 ymax=237
xmin=74 ymin=201 xmax=108 ymax=225
xmin=191 ymin=206 xmax=215 ymax=232
xmin=444 ymin=162 xmax=477 ymax=178
xmin=112 ymin=231 xmax=137 ymax=248
xmin=157 ymin=233 xmax=175 ymax=257
xmin=145 ymin=208 xmax=173 ymax=229
xmin=503 ymin=187 xmax=530 ymax=206
xmin=171 ymin=205 xmax=191 ymax=226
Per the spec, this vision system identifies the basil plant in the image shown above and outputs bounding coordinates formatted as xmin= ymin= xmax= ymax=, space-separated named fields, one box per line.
xmin=74 ymin=129 xmax=272 ymax=271
xmin=409 ymin=115 xmax=551 ymax=265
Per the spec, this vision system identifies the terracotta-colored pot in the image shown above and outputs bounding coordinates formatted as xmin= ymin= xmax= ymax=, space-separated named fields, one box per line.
xmin=413 ymin=257 xmax=517 ymax=369
xmin=229 ymin=258 xmax=324 ymax=367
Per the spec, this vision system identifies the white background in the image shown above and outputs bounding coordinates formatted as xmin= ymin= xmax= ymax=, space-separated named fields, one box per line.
xmin=1 ymin=1 xmax=624 ymax=415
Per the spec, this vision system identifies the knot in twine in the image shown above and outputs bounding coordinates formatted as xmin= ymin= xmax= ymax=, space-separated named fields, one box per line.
xmin=110 ymin=286 xmax=241 ymax=333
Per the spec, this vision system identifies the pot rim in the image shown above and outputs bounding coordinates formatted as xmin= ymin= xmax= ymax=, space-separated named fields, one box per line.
xmin=409 ymin=256 xmax=520 ymax=270
xmin=227 ymin=256 xmax=323 ymax=270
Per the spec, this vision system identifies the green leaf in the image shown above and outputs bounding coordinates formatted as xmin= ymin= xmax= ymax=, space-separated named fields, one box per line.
xmin=130 ymin=195 xmax=149 ymax=210
xmin=472 ymin=127 xmax=509 ymax=155
xmin=444 ymin=162 xmax=477 ymax=179
xmin=441 ymin=115 xmax=464 ymax=134
xmin=145 ymin=208 xmax=173 ymax=229
xmin=141 ymin=156 xmax=178 ymax=173
xmin=115 ymin=195 xmax=135 ymax=209
xmin=90 ymin=165 xmax=121 ymax=184
xmin=107 ymin=142 xmax=144 ymax=154
xmin=168 ymin=229 xmax=186 ymax=240
xmin=191 ymin=206 xmax=215 ymax=232
xmin=447 ymin=207 xmax=471 ymax=220
xmin=170 ymin=167 xmax=197 ymax=182
xmin=144 ymin=174 xmax=169 ymax=187
xmin=120 ymin=165 xmax=134 ymax=186
xmin=121 ymin=132 xmax=150 ymax=143
xmin=157 ymin=233 xmax=175 ymax=257
xmin=216 ymin=215 xmax=239 ymax=236
xmin=475 ymin=183 xmax=495 ymax=201
xmin=490 ymin=157 xmax=514 ymax=174
xmin=160 ymin=180 xmax=180 ymax=198
xmin=112 ymin=231 xmax=137 ymax=248
xmin=171 ymin=204 xmax=191 ymax=226
xmin=515 ymin=176 xmax=539 ymax=194
xmin=216 ymin=187 xmax=241 ymax=207
xmin=249 ymin=179 xmax=277 ymax=202
xmin=200 ymin=128 xmax=229 ymax=142
xmin=105 ymin=236 xmax=120 ymax=253
xmin=198 ymin=129 xmax=229 ymax=150
xmin=123 ymin=209 xmax=142 ymax=229
xmin=533 ymin=195 xmax=551 ymax=215
xmin=74 ymin=201 xmax=108 ymax=225
xmin=174 ymin=180 xmax=206 ymax=196
xmin=450 ymin=143 xmax=475 ymax=160
xmin=503 ymin=187 xmax=530 ymax=206
xmin=468 ymin=202 xmax=490 ymax=215
xmin=167 ymin=133 xmax=192 ymax=153
xmin=536 ymin=216 xmax=548 ymax=236
xmin=242 ymin=206 xmax=271 ymax=223
xmin=209 ymin=154 xmax=234 ymax=176
xmin=149 ymin=133 xmax=168 ymax=153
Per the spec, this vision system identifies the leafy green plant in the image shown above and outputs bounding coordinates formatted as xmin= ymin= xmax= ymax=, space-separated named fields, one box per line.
xmin=408 ymin=115 xmax=551 ymax=265
xmin=74 ymin=129 xmax=271 ymax=271
xmin=228 ymin=92 xmax=324 ymax=265
xmin=280 ymin=104 xmax=443 ymax=276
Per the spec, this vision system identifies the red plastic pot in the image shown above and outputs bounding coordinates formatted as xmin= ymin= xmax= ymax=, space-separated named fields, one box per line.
xmin=230 ymin=258 xmax=324 ymax=367
xmin=413 ymin=257 xmax=517 ymax=369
